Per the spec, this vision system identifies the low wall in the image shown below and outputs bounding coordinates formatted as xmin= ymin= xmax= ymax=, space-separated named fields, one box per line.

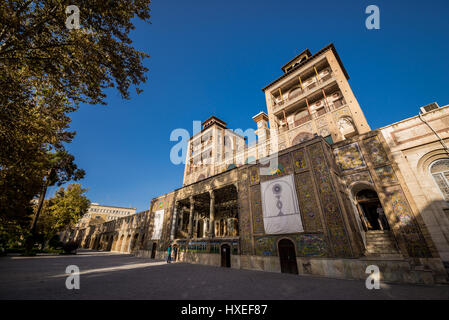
xmin=132 ymin=250 xmax=448 ymax=285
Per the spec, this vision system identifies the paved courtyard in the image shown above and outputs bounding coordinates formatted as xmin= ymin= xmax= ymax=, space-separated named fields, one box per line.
xmin=0 ymin=250 xmax=448 ymax=300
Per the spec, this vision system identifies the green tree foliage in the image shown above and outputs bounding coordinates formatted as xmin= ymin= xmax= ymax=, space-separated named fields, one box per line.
xmin=0 ymin=1 xmax=151 ymax=223
xmin=37 ymin=183 xmax=90 ymax=243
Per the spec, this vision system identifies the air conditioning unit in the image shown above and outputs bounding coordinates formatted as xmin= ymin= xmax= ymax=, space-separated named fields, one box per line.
xmin=420 ymin=102 xmax=439 ymax=114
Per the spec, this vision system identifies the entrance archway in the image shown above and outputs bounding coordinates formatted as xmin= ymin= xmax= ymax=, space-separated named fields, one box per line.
xmin=278 ymin=239 xmax=298 ymax=275
xmin=356 ymin=189 xmax=389 ymax=231
xmin=221 ymin=244 xmax=231 ymax=268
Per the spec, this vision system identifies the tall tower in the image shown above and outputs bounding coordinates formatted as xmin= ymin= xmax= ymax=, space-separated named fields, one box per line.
xmin=183 ymin=116 xmax=245 ymax=186
xmin=253 ymin=111 xmax=270 ymax=144
xmin=262 ymin=44 xmax=370 ymax=148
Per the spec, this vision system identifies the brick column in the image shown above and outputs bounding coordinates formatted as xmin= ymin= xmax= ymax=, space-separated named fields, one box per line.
xmin=188 ymin=196 xmax=194 ymax=238
xmin=209 ymin=190 xmax=215 ymax=238
xmin=170 ymin=202 xmax=178 ymax=241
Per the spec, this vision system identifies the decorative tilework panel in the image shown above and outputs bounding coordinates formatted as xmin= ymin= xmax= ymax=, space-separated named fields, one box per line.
xmin=333 ymin=143 xmax=366 ymax=172
xmin=259 ymin=153 xmax=291 ymax=181
xmin=250 ymin=185 xmax=264 ymax=234
xmin=309 ymin=143 xmax=352 ymax=257
xmin=238 ymin=190 xmax=253 ymax=255
xmin=363 ymin=136 xmax=389 ymax=166
xmin=375 ymin=165 xmax=398 ymax=184
xmin=295 ymin=234 xmax=327 ymax=257
xmin=249 ymin=166 xmax=260 ymax=186
xmin=344 ymin=171 xmax=373 ymax=187
xmin=292 ymin=148 xmax=308 ymax=172
xmin=255 ymin=236 xmax=277 ymax=256
xmin=295 ymin=172 xmax=323 ymax=232
xmin=387 ymin=186 xmax=431 ymax=258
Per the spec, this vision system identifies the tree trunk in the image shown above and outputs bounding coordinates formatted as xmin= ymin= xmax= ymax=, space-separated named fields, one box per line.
xmin=31 ymin=176 xmax=50 ymax=234
xmin=26 ymin=169 xmax=52 ymax=252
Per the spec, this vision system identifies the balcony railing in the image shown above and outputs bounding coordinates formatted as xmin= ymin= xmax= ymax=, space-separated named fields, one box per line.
xmin=294 ymin=114 xmax=312 ymax=127
xmin=272 ymin=73 xmax=336 ymax=112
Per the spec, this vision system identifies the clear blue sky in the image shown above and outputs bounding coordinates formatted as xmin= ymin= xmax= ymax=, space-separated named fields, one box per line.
xmin=52 ymin=0 xmax=449 ymax=211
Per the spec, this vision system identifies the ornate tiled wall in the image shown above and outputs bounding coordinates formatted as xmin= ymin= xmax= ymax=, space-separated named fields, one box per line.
xmin=294 ymin=172 xmax=322 ymax=232
xmin=309 ymin=142 xmax=353 ymax=257
xmin=254 ymin=234 xmax=327 ymax=258
xmin=387 ymin=186 xmax=431 ymax=258
xmin=244 ymin=139 xmax=354 ymax=259
xmin=237 ymin=167 xmax=253 ymax=255
xmin=250 ymin=185 xmax=264 ymax=234
xmin=334 ymin=142 xmax=366 ymax=172
xmin=333 ymin=132 xmax=433 ymax=258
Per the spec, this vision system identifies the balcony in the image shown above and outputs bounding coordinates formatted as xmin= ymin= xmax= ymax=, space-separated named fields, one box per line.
xmin=272 ymin=73 xmax=336 ymax=113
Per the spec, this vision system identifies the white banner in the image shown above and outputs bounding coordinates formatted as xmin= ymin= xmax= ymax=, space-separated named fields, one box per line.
xmin=260 ymin=174 xmax=303 ymax=235
xmin=151 ymin=210 xmax=164 ymax=240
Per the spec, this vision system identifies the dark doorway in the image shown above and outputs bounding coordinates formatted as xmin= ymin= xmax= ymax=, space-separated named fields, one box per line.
xmin=356 ymin=189 xmax=389 ymax=231
xmin=221 ymin=244 xmax=231 ymax=268
xmin=151 ymin=243 xmax=157 ymax=259
xmin=278 ymin=239 xmax=298 ymax=275
xmin=173 ymin=246 xmax=178 ymax=261
xmin=197 ymin=220 xmax=204 ymax=238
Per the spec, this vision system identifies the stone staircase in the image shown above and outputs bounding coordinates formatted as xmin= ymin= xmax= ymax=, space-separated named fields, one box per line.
xmin=365 ymin=231 xmax=402 ymax=258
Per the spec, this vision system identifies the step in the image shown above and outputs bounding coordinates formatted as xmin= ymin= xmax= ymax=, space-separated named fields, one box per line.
xmin=366 ymin=249 xmax=398 ymax=254
xmin=366 ymin=239 xmax=392 ymax=243
xmin=366 ymin=235 xmax=393 ymax=239
xmin=366 ymin=244 xmax=398 ymax=250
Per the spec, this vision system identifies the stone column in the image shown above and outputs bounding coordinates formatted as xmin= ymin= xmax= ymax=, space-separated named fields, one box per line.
xmin=188 ymin=196 xmax=194 ymax=238
xmin=170 ymin=202 xmax=178 ymax=241
xmin=209 ymin=190 xmax=215 ymax=238
xmin=179 ymin=207 xmax=184 ymax=231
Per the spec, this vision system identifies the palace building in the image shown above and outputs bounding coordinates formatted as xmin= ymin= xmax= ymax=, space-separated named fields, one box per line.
xmin=68 ymin=44 xmax=449 ymax=284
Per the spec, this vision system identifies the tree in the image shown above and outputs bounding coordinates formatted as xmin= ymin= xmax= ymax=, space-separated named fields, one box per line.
xmin=36 ymin=183 xmax=90 ymax=245
xmin=0 ymin=1 xmax=151 ymax=223
xmin=30 ymin=150 xmax=86 ymax=236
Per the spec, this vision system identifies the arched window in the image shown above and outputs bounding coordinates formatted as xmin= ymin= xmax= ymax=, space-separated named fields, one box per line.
xmin=430 ymin=159 xmax=449 ymax=201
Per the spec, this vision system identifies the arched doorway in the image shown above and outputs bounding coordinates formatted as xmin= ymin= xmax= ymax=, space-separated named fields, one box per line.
xmin=278 ymin=239 xmax=298 ymax=275
xmin=151 ymin=243 xmax=157 ymax=259
xmin=221 ymin=244 xmax=231 ymax=268
xmin=356 ymin=189 xmax=389 ymax=231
